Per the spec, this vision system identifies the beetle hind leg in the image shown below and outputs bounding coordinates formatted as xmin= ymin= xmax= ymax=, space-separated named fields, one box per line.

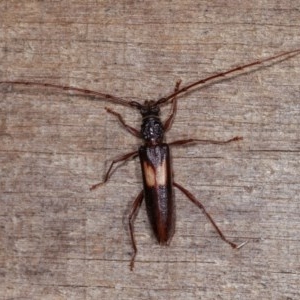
xmin=128 ymin=190 xmax=144 ymax=271
xmin=174 ymin=182 xmax=247 ymax=249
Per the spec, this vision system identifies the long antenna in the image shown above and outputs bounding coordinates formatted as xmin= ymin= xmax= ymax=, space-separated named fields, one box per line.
xmin=0 ymin=80 xmax=135 ymax=107
xmin=155 ymin=48 xmax=300 ymax=105
xmin=1 ymin=48 xmax=300 ymax=108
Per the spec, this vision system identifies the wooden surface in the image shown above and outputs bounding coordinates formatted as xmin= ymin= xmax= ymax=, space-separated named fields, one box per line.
xmin=0 ymin=1 xmax=299 ymax=299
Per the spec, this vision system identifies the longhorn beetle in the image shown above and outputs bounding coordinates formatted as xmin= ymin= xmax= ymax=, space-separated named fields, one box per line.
xmin=1 ymin=48 xmax=300 ymax=270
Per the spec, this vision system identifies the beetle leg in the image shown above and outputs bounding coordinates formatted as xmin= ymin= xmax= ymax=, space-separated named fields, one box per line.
xmin=90 ymin=150 xmax=138 ymax=190
xmin=105 ymin=107 xmax=141 ymax=137
xmin=169 ymin=136 xmax=243 ymax=146
xmin=129 ymin=190 xmax=144 ymax=271
xmin=164 ymin=79 xmax=181 ymax=132
xmin=174 ymin=182 xmax=247 ymax=249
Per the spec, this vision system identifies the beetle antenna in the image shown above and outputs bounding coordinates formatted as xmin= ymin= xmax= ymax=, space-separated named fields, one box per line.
xmin=156 ymin=48 xmax=300 ymax=106
xmin=0 ymin=80 xmax=137 ymax=108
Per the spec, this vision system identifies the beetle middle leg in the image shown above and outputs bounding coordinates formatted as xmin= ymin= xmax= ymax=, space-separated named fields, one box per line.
xmin=90 ymin=104 xmax=142 ymax=190
xmin=90 ymin=150 xmax=138 ymax=190
xmin=174 ymin=182 xmax=247 ymax=249
xmin=169 ymin=136 xmax=243 ymax=147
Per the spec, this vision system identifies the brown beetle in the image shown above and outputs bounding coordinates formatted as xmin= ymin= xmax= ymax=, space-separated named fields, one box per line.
xmin=1 ymin=48 xmax=299 ymax=270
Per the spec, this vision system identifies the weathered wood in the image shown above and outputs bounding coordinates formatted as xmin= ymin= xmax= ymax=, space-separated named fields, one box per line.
xmin=0 ymin=1 xmax=299 ymax=299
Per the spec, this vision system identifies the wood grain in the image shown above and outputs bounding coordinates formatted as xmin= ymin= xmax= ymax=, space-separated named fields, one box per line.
xmin=1 ymin=1 xmax=299 ymax=299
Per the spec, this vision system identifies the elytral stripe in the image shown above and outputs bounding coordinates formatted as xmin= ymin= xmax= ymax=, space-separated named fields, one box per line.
xmin=143 ymin=160 xmax=167 ymax=187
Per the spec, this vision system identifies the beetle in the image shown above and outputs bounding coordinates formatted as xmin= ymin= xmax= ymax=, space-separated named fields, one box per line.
xmin=1 ymin=48 xmax=300 ymax=270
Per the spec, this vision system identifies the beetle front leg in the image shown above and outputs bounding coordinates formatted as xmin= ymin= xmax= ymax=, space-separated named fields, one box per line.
xmin=105 ymin=107 xmax=141 ymax=137
xmin=90 ymin=150 xmax=138 ymax=190
xmin=129 ymin=190 xmax=144 ymax=271
xmin=164 ymin=79 xmax=181 ymax=132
